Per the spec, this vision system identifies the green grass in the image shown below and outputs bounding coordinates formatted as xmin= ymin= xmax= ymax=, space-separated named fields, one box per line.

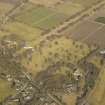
xmin=95 ymin=17 xmax=105 ymax=24
xmin=16 ymin=6 xmax=53 ymax=23
xmin=15 ymin=5 xmax=66 ymax=30
xmin=36 ymin=14 xmax=66 ymax=30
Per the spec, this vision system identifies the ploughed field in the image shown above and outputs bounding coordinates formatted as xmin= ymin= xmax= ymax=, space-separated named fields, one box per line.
xmin=63 ymin=15 xmax=105 ymax=48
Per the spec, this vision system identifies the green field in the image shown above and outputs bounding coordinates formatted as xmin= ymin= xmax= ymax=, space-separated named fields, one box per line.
xmin=36 ymin=13 xmax=66 ymax=30
xmin=95 ymin=17 xmax=105 ymax=24
xmin=15 ymin=4 xmax=66 ymax=30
